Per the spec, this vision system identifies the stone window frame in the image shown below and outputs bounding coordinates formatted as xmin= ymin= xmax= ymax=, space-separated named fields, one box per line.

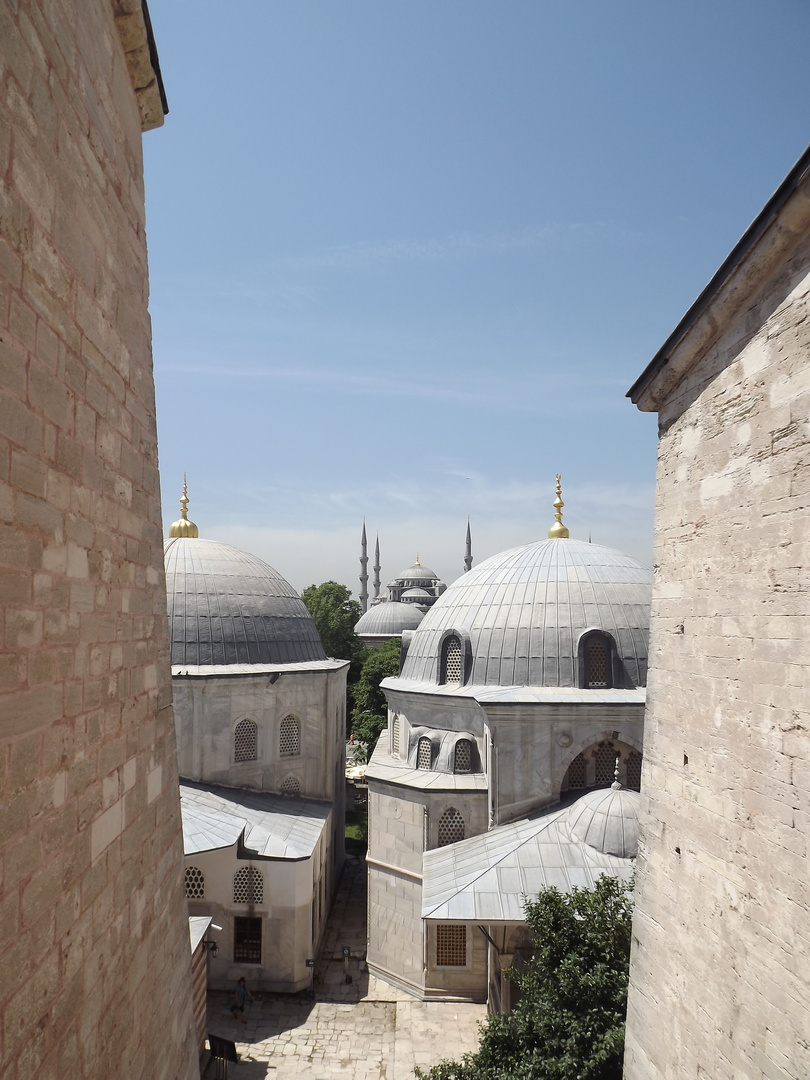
xmin=234 ymin=717 xmax=259 ymax=763
xmin=576 ymin=629 xmax=617 ymax=689
xmin=279 ymin=714 xmax=301 ymax=758
xmin=438 ymin=629 xmax=470 ymax=686
xmin=437 ymin=807 xmax=465 ymax=847
xmin=185 ymin=865 xmax=205 ymax=899
xmin=234 ymin=916 xmax=263 ymax=964
xmin=436 ymin=924 xmax=468 ymax=967
xmin=453 ymin=738 xmax=474 ymax=774
xmin=233 ymin=866 xmax=264 ymax=905
xmin=417 ymin=735 xmax=434 ymax=770
xmin=280 ymin=774 xmax=301 ymax=797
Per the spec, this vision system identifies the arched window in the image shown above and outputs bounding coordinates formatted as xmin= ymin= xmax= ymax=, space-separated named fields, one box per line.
xmin=417 ymin=736 xmax=433 ymax=770
xmin=280 ymin=775 xmax=300 ymax=797
xmin=626 ymin=750 xmax=642 ymax=791
xmin=279 ymin=715 xmax=300 ymax=757
xmin=453 ymin=739 xmax=473 ymax=774
xmin=438 ymin=808 xmax=465 ymax=847
xmin=234 ymin=718 xmax=258 ymax=762
xmin=583 ymin=633 xmax=612 ymax=688
xmin=233 ymin=866 xmax=264 ymax=905
xmin=565 ymin=753 xmax=587 ymax=789
xmin=440 ymin=634 xmax=463 ymax=684
xmin=185 ymin=866 xmax=205 ymax=899
xmin=392 ymin=715 xmax=401 ymax=756
xmin=594 ymin=742 xmax=618 ymax=787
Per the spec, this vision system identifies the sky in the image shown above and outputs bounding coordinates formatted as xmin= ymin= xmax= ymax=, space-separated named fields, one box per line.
xmin=143 ymin=1 xmax=810 ymax=596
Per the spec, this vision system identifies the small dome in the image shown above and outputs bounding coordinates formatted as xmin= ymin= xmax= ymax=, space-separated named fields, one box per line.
xmin=164 ymin=537 xmax=325 ymax=666
xmin=566 ymin=785 xmax=641 ymax=858
xmin=401 ymin=587 xmax=431 ymax=599
xmin=355 ymin=601 xmax=424 ymax=637
xmin=399 ymin=538 xmax=651 ymax=688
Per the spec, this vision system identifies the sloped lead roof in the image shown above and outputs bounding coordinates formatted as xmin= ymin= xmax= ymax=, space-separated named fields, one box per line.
xmin=399 ymin=538 xmax=651 ymax=688
xmin=164 ymin=537 xmax=325 ymax=666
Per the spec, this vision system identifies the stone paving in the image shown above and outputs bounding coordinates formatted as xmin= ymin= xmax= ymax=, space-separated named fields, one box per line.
xmin=204 ymin=854 xmax=486 ymax=1078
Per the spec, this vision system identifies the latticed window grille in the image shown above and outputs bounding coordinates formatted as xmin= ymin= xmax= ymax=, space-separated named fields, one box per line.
xmin=626 ymin=750 xmax=642 ymax=791
xmin=280 ymin=775 xmax=301 ymax=796
xmin=566 ymin=753 xmax=587 ymax=789
xmin=234 ymin=917 xmax=262 ymax=964
xmin=392 ymin=715 xmax=400 ymax=756
xmin=442 ymin=635 xmax=463 ymax=683
xmin=586 ymin=637 xmax=609 ymax=688
xmin=417 ymin=736 xmax=433 ymax=770
xmin=233 ymin=866 xmax=264 ymax=905
xmin=234 ymin=718 xmax=258 ymax=762
xmin=279 ymin=715 xmax=300 ymax=757
xmin=436 ymin=925 xmax=467 ymax=966
xmin=453 ymin=739 xmax=472 ymax=774
xmin=185 ymin=866 xmax=205 ymax=899
xmin=594 ymin=742 xmax=617 ymax=787
xmin=438 ymin=808 xmax=465 ymax=847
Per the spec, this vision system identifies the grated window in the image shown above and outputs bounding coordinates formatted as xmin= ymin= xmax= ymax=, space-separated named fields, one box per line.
xmin=234 ymin=917 xmax=262 ymax=964
xmin=441 ymin=635 xmax=463 ymax=683
xmin=417 ymin=736 xmax=433 ymax=770
xmin=233 ymin=866 xmax=264 ymax=905
xmin=626 ymin=750 xmax=642 ymax=791
xmin=392 ymin=715 xmax=400 ymax=756
xmin=567 ymin=753 xmax=587 ymax=789
xmin=453 ymin=739 xmax=472 ymax=774
xmin=280 ymin=775 xmax=301 ymax=797
xmin=279 ymin=715 xmax=300 ymax=757
xmin=586 ymin=637 xmax=609 ymax=688
xmin=234 ymin=718 xmax=258 ymax=762
xmin=436 ymin=925 xmax=467 ymax=966
xmin=185 ymin=866 xmax=204 ymax=899
xmin=438 ymin=808 xmax=465 ymax=847
xmin=594 ymin=742 xmax=617 ymax=787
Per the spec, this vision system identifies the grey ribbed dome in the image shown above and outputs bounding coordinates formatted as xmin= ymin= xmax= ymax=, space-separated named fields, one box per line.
xmin=392 ymin=563 xmax=439 ymax=584
xmin=355 ymin=601 xmax=424 ymax=636
xmin=164 ymin=537 xmax=326 ymax=666
xmin=399 ymin=538 xmax=651 ymax=688
xmin=566 ymin=785 xmax=640 ymax=858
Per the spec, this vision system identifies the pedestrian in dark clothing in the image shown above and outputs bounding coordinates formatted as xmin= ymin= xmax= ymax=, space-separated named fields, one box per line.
xmin=230 ymin=977 xmax=254 ymax=1024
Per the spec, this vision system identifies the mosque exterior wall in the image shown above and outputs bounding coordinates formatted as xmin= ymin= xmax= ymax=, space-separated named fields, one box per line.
xmin=0 ymin=5 xmax=198 ymax=1078
xmin=625 ymin=167 xmax=810 ymax=1079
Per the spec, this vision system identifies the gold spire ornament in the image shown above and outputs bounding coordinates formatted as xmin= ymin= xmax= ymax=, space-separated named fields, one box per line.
xmin=168 ymin=475 xmax=199 ymax=538
xmin=548 ymin=474 xmax=570 ymax=539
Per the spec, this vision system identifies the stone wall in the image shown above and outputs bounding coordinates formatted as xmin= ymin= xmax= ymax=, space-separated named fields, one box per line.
xmin=0 ymin=3 xmax=198 ymax=1078
xmin=625 ymin=171 xmax=810 ymax=1079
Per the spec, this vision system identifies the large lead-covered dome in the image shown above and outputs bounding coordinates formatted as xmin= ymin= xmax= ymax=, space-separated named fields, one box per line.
xmin=399 ymin=537 xmax=651 ymax=688
xmin=164 ymin=537 xmax=326 ymax=666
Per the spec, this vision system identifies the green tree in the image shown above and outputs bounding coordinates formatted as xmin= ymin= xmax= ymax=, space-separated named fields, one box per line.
xmin=350 ymin=637 xmax=401 ymax=754
xmin=301 ymin=581 xmax=365 ymax=689
xmin=416 ymin=875 xmax=633 ymax=1080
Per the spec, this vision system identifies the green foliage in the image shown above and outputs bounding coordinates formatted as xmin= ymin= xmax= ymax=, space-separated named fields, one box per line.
xmin=350 ymin=637 xmax=401 ymax=751
xmin=301 ymin=581 xmax=365 ymax=681
xmin=415 ymin=876 xmax=633 ymax=1080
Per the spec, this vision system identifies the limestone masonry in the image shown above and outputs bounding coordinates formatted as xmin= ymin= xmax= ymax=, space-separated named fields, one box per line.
xmin=0 ymin=3 xmax=198 ymax=1077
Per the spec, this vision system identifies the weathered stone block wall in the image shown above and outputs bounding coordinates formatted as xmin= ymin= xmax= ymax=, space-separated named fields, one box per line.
xmin=0 ymin=3 xmax=198 ymax=1077
xmin=625 ymin=230 xmax=810 ymax=1079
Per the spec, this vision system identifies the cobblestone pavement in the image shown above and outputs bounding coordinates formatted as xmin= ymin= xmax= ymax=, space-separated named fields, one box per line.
xmin=204 ymin=854 xmax=486 ymax=1079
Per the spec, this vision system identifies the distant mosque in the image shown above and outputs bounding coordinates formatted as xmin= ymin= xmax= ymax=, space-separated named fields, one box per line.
xmin=354 ymin=520 xmax=473 ymax=647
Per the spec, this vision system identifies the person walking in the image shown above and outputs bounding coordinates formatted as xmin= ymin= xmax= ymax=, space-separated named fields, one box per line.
xmin=230 ymin=977 xmax=254 ymax=1024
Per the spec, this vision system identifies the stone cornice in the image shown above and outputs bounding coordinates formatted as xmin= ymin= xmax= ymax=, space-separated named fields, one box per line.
xmin=111 ymin=0 xmax=168 ymax=132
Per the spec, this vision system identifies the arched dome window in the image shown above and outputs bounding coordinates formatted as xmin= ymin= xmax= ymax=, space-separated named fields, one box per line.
xmin=185 ymin=866 xmax=204 ymax=899
xmin=234 ymin=718 xmax=258 ymax=762
xmin=391 ymin=715 xmax=401 ymax=757
xmin=417 ymin=736 xmax=433 ymax=770
xmin=280 ymin=775 xmax=301 ymax=797
xmin=233 ymin=866 xmax=263 ymax=905
xmin=453 ymin=739 xmax=473 ymax=774
xmin=440 ymin=634 xmax=463 ymax=685
xmin=580 ymin=631 xmax=613 ymax=688
xmin=626 ymin=749 xmax=642 ymax=791
xmin=438 ymin=808 xmax=465 ymax=847
xmin=279 ymin=715 xmax=300 ymax=757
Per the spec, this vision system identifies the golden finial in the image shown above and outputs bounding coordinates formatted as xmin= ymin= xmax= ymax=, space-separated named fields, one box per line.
xmin=168 ymin=475 xmax=199 ymax=538
xmin=415 ymin=554 xmax=421 ymax=566
xmin=548 ymin=474 xmax=569 ymax=539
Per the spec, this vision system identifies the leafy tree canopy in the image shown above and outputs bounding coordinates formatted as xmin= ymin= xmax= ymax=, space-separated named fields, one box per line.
xmin=301 ymin=581 xmax=365 ymax=680
xmin=416 ymin=875 xmax=633 ymax=1080
xmin=350 ymin=637 xmax=401 ymax=753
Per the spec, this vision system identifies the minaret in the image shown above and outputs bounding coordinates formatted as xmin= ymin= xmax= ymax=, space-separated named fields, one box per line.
xmin=360 ymin=521 xmax=369 ymax=613
xmin=373 ymin=534 xmax=381 ymax=600
xmin=464 ymin=517 xmax=472 ymax=573
xmin=168 ymin=475 xmax=199 ymax=538
xmin=548 ymin=473 xmax=570 ymax=539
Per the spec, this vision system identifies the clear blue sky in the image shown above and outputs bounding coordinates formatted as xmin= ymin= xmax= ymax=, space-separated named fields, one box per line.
xmin=144 ymin=1 xmax=810 ymax=594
